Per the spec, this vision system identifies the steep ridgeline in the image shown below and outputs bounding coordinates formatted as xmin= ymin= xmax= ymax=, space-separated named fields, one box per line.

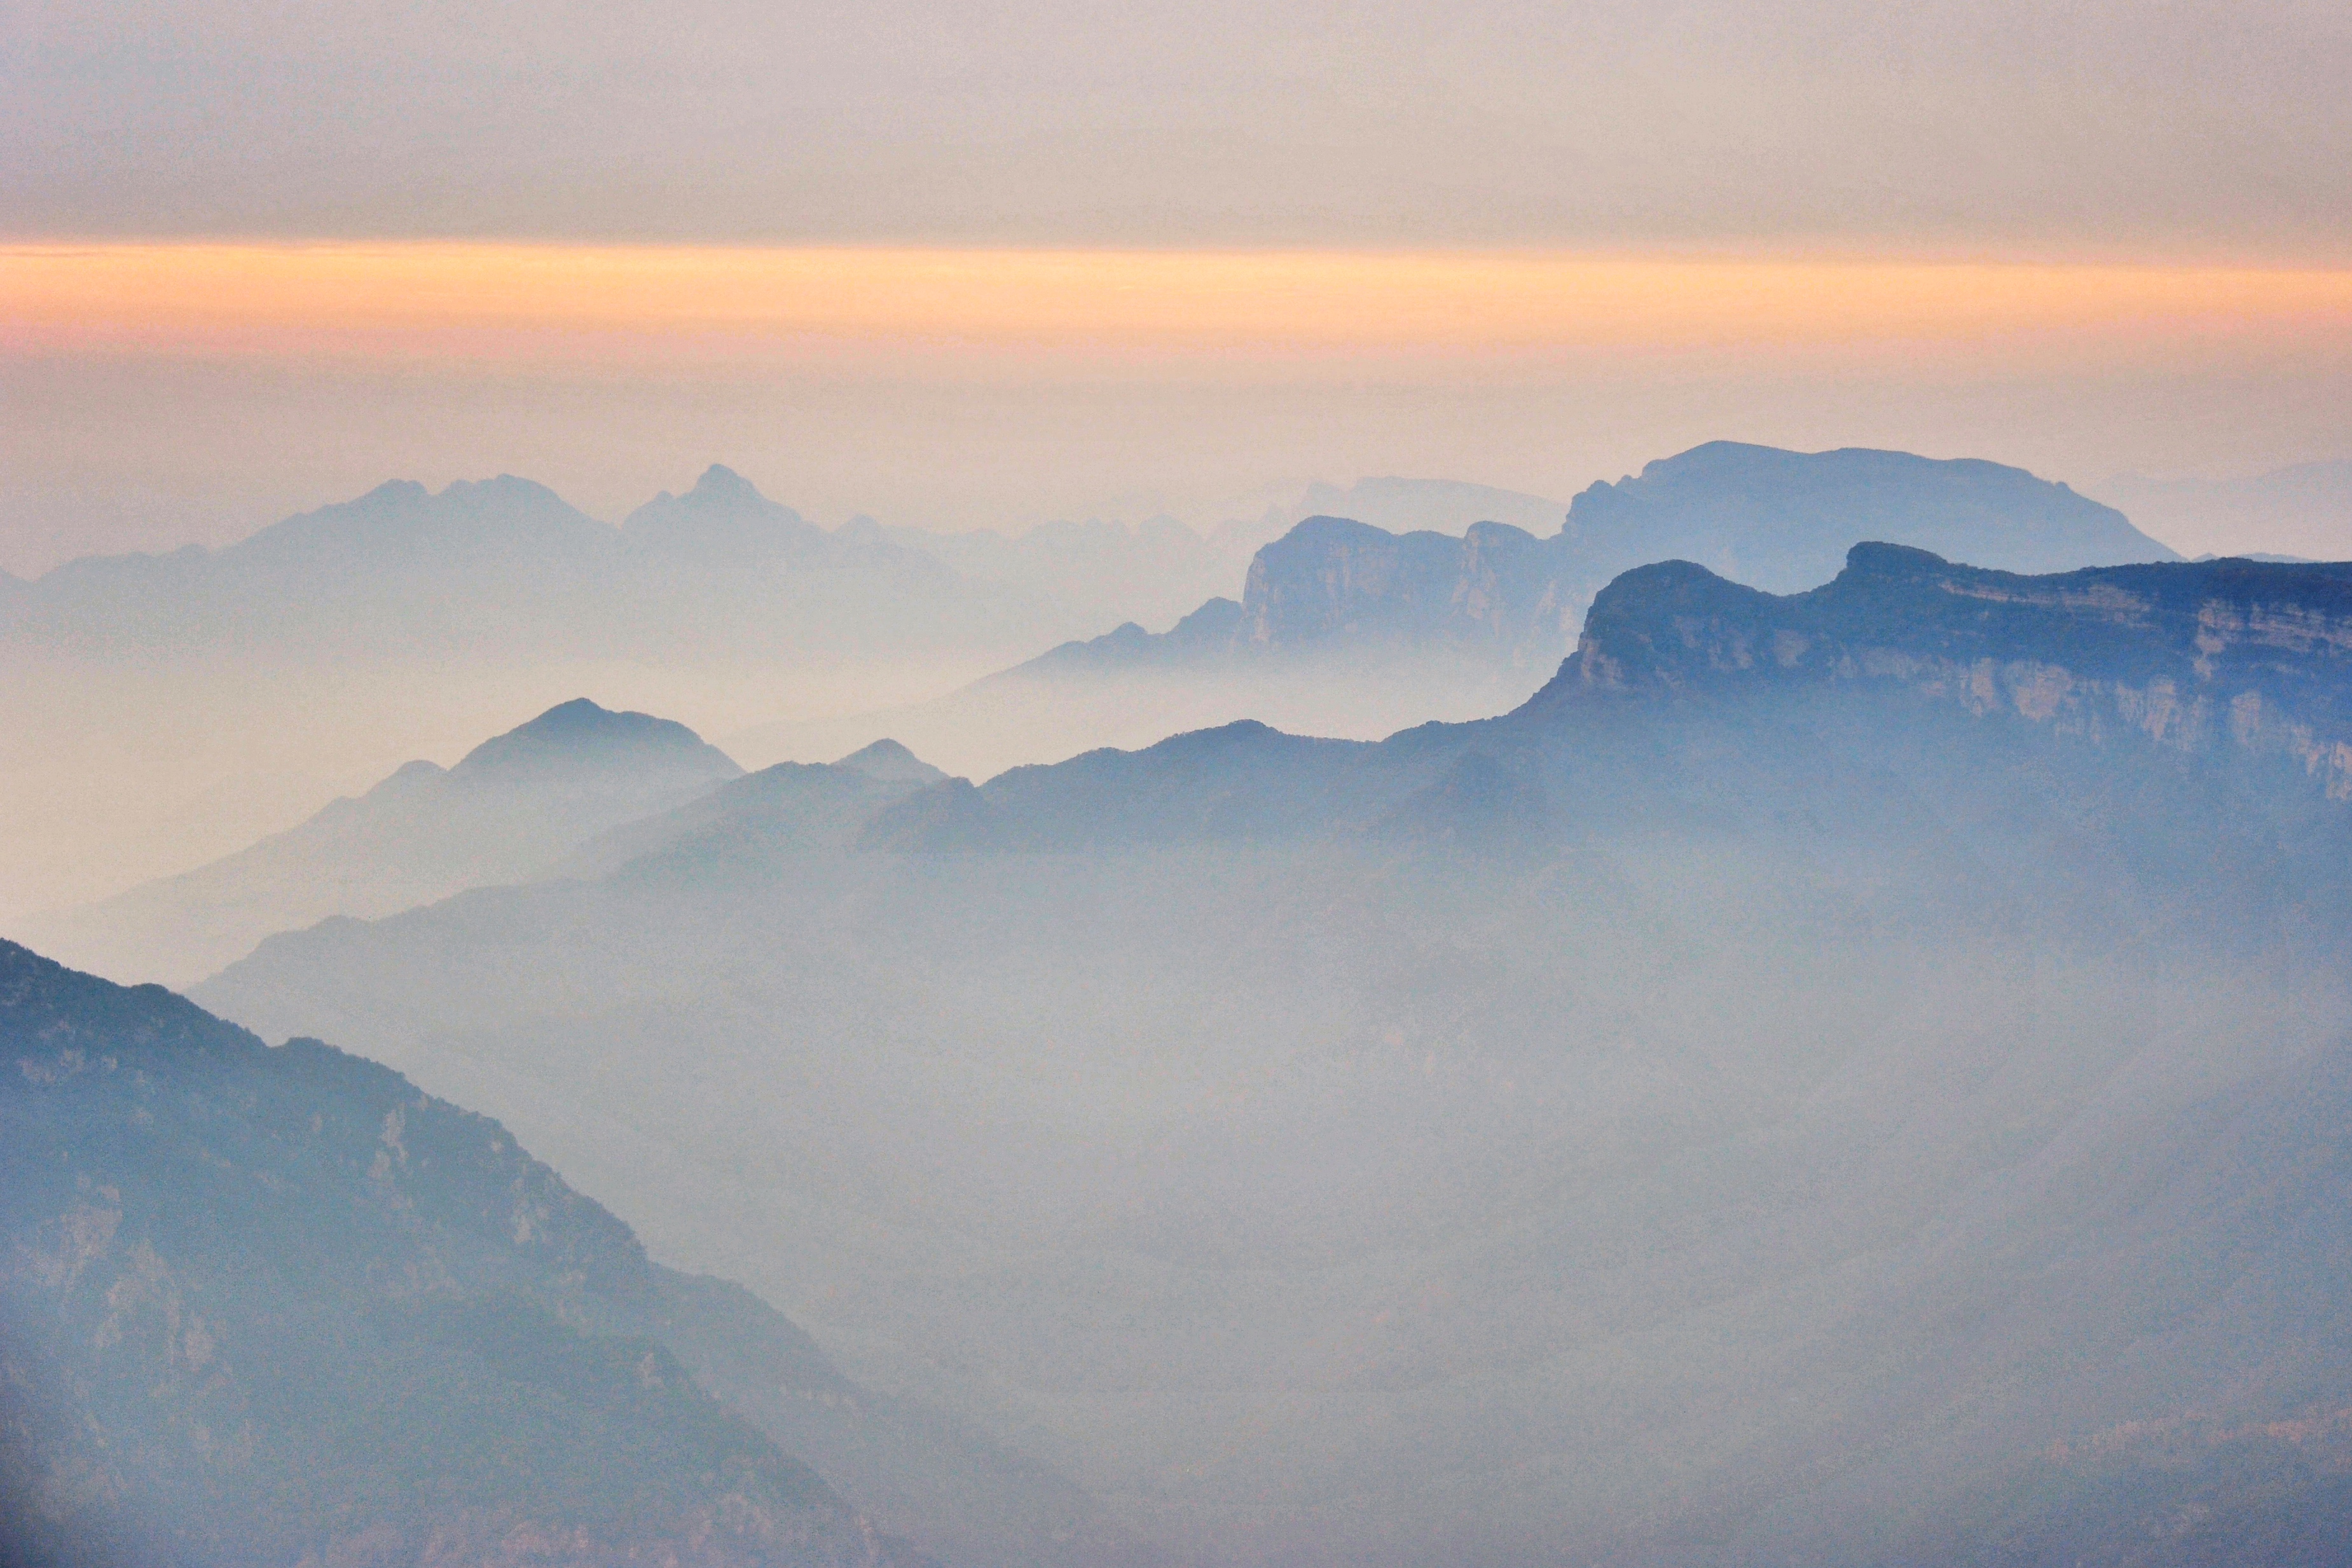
xmin=0 ymin=466 xmax=1063 ymax=663
xmin=1005 ymin=515 xmax=1581 ymax=683
xmin=815 ymin=547 xmax=2352 ymax=872
xmin=880 ymin=546 xmax=2352 ymax=852
xmin=0 ymin=940 xmax=1143 ymax=1568
xmin=19 ymin=699 xmax=743 ymax=986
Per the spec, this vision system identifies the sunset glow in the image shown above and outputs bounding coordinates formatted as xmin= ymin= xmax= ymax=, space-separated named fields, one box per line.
xmin=11 ymin=244 xmax=2352 ymax=365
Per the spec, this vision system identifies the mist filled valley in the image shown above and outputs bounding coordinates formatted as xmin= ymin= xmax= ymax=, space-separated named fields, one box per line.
xmin=13 ymin=437 xmax=2352 ymax=1563
xmin=18 ymin=0 xmax=2352 ymax=1554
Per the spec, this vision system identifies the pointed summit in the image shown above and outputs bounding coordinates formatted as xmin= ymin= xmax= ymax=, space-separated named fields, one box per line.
xmin=832 ymin=738 xmax=949 ymax=785
xmin=453 ymin=699 xmax=742 ymax=781
xmin=623 ymin=467 xmax=825 ymax=563
xmin=685 ymin=463 xmax=761 ymax=504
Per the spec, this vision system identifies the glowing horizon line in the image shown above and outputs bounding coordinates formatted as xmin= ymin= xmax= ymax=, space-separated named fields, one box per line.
xmin=8 ymin=242 xmax=2352 ymax=363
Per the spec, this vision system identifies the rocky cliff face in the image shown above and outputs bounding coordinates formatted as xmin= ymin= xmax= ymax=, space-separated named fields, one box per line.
xmin=1539 ymin=543 xmax=2352 ymax=795
xmin=1237 ymin=516 xmax=1581 ymax=664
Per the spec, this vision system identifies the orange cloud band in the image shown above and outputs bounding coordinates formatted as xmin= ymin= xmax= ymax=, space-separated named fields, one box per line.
xmin=7 ymin=243 xmax=2352 ymax=364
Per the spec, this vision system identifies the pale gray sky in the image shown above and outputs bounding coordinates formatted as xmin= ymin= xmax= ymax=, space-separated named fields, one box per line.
xmin=6 ymin=0 xmax=2349 ymax=251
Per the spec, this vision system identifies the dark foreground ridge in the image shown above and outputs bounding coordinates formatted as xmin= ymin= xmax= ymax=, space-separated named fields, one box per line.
xmin=0 ymin=937 xmax=909 ymax=1567
xmin=0 ymin=939 xmax=1141 ymax=1568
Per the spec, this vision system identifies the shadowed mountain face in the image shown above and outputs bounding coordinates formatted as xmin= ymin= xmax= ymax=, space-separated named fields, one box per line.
xmin=0 ymin=939 xmax=909 ymax=1568
xmin=18 ymin=699 xmax=745 ymax=986
xmin=194 ymin=548 xmax=2352 ymax=1566
xmin=1545 ymin=543 xmax=2352 ymax=767
xmin=1236 ymin=515 xmax=1576 ymax=660
xmin=0 ymin=939 xmax=1148 ymax=1568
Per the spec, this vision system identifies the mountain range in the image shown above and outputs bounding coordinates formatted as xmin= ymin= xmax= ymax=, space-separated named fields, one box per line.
xmin=729 ymin=443 xmax=2184 ymax=778
xmin=1 ymin=443 xmax=2180 ymax=684
xmin=0 ymin=467 xmax=1068 ymax=664
xmin=1080 ymin=440 xmax=2182 ymax=671
xmin=7 ymin=443 xmax=2231 ymax=987
xmin=174 ymin=543 xmax=2352 ymax=1565
xmin=1 ymin=444 xmax=2201 ymax=932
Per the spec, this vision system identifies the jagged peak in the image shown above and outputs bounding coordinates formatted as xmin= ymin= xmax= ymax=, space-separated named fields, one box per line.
xmin=687 ymin=462 xmax=759 ymax=500
xmin=622 ymin=465 xmax=813 ymax=540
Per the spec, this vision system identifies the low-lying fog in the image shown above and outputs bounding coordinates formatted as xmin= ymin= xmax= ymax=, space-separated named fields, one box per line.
xmin=191 ymin=682 xmax=2352 ymax=1565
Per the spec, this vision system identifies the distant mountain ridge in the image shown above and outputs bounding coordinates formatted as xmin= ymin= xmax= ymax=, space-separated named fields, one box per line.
xmin=622 ymin=462 xmax=836 ymax=565
xmin=16 ymin=699 xmax=746 ymax=985
xmin=556 ymin=739 xmax=952 ymax=883
xmin=1566 ymin=441 xmax=2175 ymax=589
xmin=2 ymin=445 xmax=2178 ymax=675
xmin=732 ymin=444 xmax=2184 ymax=779
xmin=0 ymin=466 xmax=1063 ymax=661
xmin=996 ymin=441 xmax=2179 ymax=681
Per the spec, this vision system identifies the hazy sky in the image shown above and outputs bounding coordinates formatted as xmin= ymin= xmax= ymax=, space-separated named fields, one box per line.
xmin=5 ymin=0 xmax=2351 ymax=569
xmin=10 ymin=0 xmax=2350 ymax=251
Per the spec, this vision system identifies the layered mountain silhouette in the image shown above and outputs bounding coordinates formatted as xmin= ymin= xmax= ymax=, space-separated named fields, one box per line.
xmin=0 ymin=939 xmax=1146 ymax=1568
xmin=0 ymin=466 xmax=1064 ymax=663
xmin=0 ymin=447 xmax=2179 ymax=682
xmin=15 ymin=710 xmax=975 ymax=989
xmin=556 ymin=738 xmax=952 ymax=883
xmin=189 ymin=546 xmax=2352 ymax=1565
xmin=19 ymin=699 xmax=745 ymax=985
xmin=1048 ymin=442 xmax=2180 ymax=675
xmin=729 ymin=446 xmax=2184 ymax=779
